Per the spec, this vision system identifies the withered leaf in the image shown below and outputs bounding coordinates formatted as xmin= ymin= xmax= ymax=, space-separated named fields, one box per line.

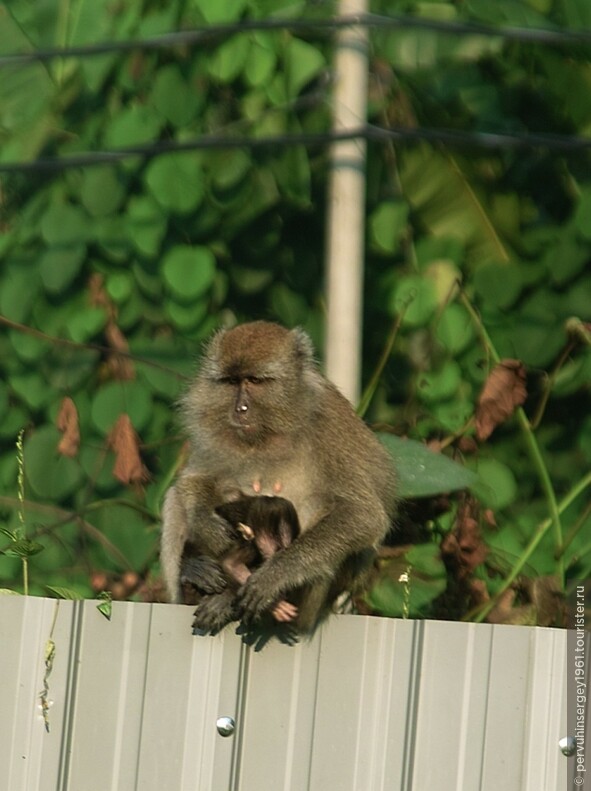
xmin=88 ymin=273 xmax=135 ymax=381
xmin=105 ymin=323 xmax=135 ymax=381
xmin=475 ymin=359 xmax=527 ymax=441
xmin=108 ymin=414 xmax=149 ymax=485
xmin=56 ymin=397 xmax=80 ymax=457
xmin=440 ymin=497 xmax=488 ymax=578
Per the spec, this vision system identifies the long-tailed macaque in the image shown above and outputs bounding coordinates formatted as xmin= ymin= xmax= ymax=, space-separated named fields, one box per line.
xmin=161 ymin=321 xmax=397 ymax=635
xmin=181 ymin=495 xmax=300 ymax=628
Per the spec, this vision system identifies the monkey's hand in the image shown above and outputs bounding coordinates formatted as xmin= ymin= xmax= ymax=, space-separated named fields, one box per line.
xmin=181 ymin=555 xmax=228 ymax=594
xmin=236 ymin=619 xmax=299 ymax=650
xmin=238 ymin=560 xmax=288 ymax=624
xmin=192 ymin=589 xmax=240 ymax=635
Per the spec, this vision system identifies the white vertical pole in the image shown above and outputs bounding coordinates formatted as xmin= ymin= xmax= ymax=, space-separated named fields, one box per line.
xmin=324 ymin=0 xmax=369 ymax=405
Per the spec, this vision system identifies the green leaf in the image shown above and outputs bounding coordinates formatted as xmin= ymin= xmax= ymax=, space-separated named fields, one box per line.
xmin=378 ymin=434 xmax=478 ymax=497
xmin=210 ymin=150 xmax=251 ymax=191
xmin=0 ymin=405 xmax=29 ymax=439
xmin=209 ymin=34 xmax=251 ymax=82
xmin=103 ymin=104 xmax=162 ymax=148
xmin=43 ymin=348 xmax=100 ymax=390
xmin=1 ymin=538 xmax=45 ymax=558
xmin=399 ymin=144 xmax=510 ymax=265
xmin=164 ymin=298 xmax=209 ymax=331
xmin=230 ymin=266 xmax=274 ymax=294
xmin=269 ymin=284 xmax=309 ymax=326
xmin=127 ymin=196 xmax=167 ymax=258
xmin=369 ymin=201 xmax=409 ymax=254
xmin=192 ymin=0 xmax=247 ymax=23
xmin=151 ymin=65 xmax=201 ymax=127
xmin=80 ymin=166 xmax=125 ymax=217
xmin=66 ymin=307 xmax=107 ymax=343
xmin=39 ymin=245 xmax=85 ymax=294
xmin=473 ymin=262 xmax=523 ymax=310
xmin=46 ymin=586 xmax=83 ymax=600
xmin=0 ymin=265 xmax=41 ymax=322
xmin=433 ymin=399 xmax=474 ymax=433
xmin=0 ymin=10 xmax=54 ymax=137
xmin=470 ymin=458 xmax=518 ymax=510
xmin=145 ymin=153 xmax=204 ymax=214
xmin=25 ymin=425 xmax=84 ymax=500
xmin=97 ymin=592 xmax=113 ymax=620
xmin=91 ymin=504 xmax=155 ymax=570
xmin=11 ymin=372 xmax=55 ymax=411
xmin=417 ymin=362 xmax=462 ymax=403
xmin=0 ymin=384 xmax=8 ymax=422
xmin=106 ymin=272 xmax=133 ymax=304
xmin=91 ymin=381 xmax=152 ymax=436
xmin=436 ymin=303 xmax=475 ymax=355
xmin=9 ymin=331 xmax=45 ymax=363
xmin=79 ymin=446 xmax=118 ymax=494
xmin=161 ymin=245 xmax=216 ymax=301
xmin=40 ymin=203 xmax=91 ymax=246
xmin=284 ymin=38 xmax=325 ymax=97
xmin=245 ymin=33 xmax=277 ymax=87
xmin=390 ymin=275 xmax=438 ymax=327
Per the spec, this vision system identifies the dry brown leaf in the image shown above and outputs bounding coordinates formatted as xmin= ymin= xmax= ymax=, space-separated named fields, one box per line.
xmin=475 ymin=359 xmax=527 ymax=441
xmin=441 ymin=498 xmax=488 ymax=578
xmin=105 ymin=323 xmax=135 ymax=380
xmin=108 ymin=414 xmax=149 ymax=485
xmin=88 ymin=273 xmax=135 ymax=380
xmin=56 ymin=397 xmax=80 ymax=457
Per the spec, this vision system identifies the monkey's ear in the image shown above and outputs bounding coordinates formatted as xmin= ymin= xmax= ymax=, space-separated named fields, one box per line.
xmin=199 ymin=328 xmax=228 ymax=377
xmin=289 ymin=327 xmax=315 ymax=364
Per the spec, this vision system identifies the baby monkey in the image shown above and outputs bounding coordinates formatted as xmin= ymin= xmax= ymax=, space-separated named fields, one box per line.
xmin=215 ymin=494 xmax=301 ymax=623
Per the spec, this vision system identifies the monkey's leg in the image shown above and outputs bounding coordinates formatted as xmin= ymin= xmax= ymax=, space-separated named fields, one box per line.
xmin=271 ymin=600 xmax=298 ymax=622
xmin=181 ymin=555 xmax=227 ymax=594
xmin=192 ymin=589 xmax=240 ymax=635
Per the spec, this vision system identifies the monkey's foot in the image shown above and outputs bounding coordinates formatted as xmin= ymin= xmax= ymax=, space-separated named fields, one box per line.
xmin=181 ymin=555 xmax=228 ymax=594
xmin=192 ymin=590 xmax=239 ymax=635
xmin=271 ymin=600 xmax=298 ymax=622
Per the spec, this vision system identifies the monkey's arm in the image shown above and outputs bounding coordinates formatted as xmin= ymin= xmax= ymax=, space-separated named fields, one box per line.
xmin=160 ymin=473 xmax=238 ymax=602
xmin=239 ymin=498 xmax=388 ymax=622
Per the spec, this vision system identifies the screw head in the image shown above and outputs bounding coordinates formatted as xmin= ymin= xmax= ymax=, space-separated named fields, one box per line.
xmin=559 ymin=736 xmax=576 ymax=757
xmin=216 ymin=716 xmax=236 ymax=737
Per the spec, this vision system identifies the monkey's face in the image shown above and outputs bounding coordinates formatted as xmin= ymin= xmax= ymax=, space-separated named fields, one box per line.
xmin=185 ymin=322 xmax=316 ymax=445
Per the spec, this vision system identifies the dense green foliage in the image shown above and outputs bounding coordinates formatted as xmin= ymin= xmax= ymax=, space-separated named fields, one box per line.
xmin=0 ymin=0 xmax=590 ymax=624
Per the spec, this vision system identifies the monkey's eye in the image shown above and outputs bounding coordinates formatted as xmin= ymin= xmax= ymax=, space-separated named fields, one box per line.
xmin=245 ymin=375 xmax=266 ymax=385
xmin=218 ymin=375 xmax=241 ymax=386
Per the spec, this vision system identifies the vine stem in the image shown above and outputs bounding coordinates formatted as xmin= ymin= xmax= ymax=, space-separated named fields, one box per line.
xmin=459 ymin=292 xmax=565 ymax=588
xmin=16 ymin=429 xmax=29 ymax=596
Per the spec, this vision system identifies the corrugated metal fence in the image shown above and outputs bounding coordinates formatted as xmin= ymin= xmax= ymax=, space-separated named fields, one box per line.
xmin=0 ymin=596 xmax=577 ymax=790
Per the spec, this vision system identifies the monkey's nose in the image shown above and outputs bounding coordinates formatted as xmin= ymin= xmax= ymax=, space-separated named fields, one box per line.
xmin=237 ymin=403 xmax=248 ymax=412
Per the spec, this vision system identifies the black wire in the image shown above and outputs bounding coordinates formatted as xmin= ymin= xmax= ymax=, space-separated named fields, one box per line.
xmin=1 ymin=124 xmax=590 ymax=174
xmin=1 ymin=12 xmax=590 ymax=68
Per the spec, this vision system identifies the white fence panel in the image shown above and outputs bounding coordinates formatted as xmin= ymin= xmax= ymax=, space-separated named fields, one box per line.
xmin=0 ymin=596 xmax=577 ymax=791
